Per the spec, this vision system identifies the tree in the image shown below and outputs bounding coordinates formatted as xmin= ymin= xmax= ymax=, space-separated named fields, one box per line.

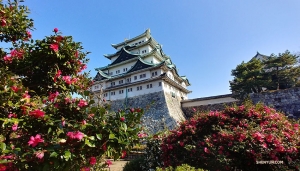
xmin=230 ymin=58 xmax=268 ymax=100
xmin=230 ymin=51 xmax=300 ymax=100
xmin=0 ymin=1 xmax=143 ymax=170
xmin=264 ymin=50 xmax=300 ymax=90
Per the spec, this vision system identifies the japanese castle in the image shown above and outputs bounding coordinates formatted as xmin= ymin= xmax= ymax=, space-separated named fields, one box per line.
xmin=92 ymin=29 xmax=190 ymax=101
xmin=92 ymin=29 xmax=191 ymax=132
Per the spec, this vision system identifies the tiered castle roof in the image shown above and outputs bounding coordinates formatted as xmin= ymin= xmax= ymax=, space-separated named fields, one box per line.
xmin=94 ymin=29 xmax=191 ymax=93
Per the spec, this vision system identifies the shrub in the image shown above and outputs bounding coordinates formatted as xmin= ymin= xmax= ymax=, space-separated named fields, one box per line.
xmin=0 ymin=1 xmax=143 ymax=170
xmin=161 ymin=102 xmax=300 ymax=171
xmin=123 ymin=157 xmax=145 ymax=171
xmin=156 ymin=164 xmax=206 ymax=171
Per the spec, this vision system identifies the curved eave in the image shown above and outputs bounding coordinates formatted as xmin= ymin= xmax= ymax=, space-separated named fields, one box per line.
xmin=93 ymin=71 xmax=111 ymax=81
xmin=141 ymin=48 xmax=165 ymax=62
xmin=180 ymin=76 xmax=191 ymax=86
xmin=110 ymin=47 xmax=140 ymax=65
xmin=111 ymin=29 xmax=151 ymax=49
xmin=126 ymin=57 xmax=158 ymax=74
xmin=162 ymin=74 xmax=191 ymax=94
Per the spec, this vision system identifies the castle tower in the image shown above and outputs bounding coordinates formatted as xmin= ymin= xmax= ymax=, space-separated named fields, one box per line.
xmin=92 ymin=29 xmax=191 ymax=133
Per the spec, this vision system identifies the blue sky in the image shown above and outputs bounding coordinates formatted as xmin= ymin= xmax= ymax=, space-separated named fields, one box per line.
xmin=17 ymin=0 xmax=300 ymax=99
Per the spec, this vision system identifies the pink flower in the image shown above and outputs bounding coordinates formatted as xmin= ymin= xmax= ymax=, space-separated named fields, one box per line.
xmin=204 ymin=147 xmax=210 ymax=154
xmin=62 ymin=76 xmax=72 ymax=85
xmin=67 ymin=131 xmax=84 ymax=140
xmin=130 ymin=108 xmax=135 ymax=113
xmin=120 ymin=117 xmax=125 ymax=122
xmin=50 ymin=43 xmax=59 ymax=52
xmin=89 ymin=157 xmax=96 ymax=165
xmin=22 ymin=91 xmax=30 ymax=99
xmin=26 ymin=31 xmax=32 ymax=39
xmin=105 ymin=160 xmax=112 ymax=168
xmin=75 ymin=51 xmax=79 ymax=58
xmin=179 ymin=141 xmax=184 ymax=147
xmin=29 ymin=109 xmax=45 ymax=118
xmin=82 ymin=120 xmax=87 ymax=125
xmin=78 ymin=99 xmax=88 ymax=108
xmin=12 ymin=123 xmax=18 ymax=131
xmin=54 ymin=28 xmax=58 ymax=33
xmin=62 ymin=120 xmax=65 ymax=127
xmin=35 ymin=151 xmax=44 ymax=159
xmin=3 ymin=55 xmax=12 ymax=63
xmin=28 ymin=134 xmax=44 ymax=147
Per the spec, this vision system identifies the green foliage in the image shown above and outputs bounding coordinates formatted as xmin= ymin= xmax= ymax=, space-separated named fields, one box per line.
xmin=264 ymin=50 xmax=300 ymax=90
xmin=156 ymin=164 xmax=206 ymax=171
xmin=0 ymin=1 xmax=143 ymax=170
xmin=123 ymin=157 xmax=145 ymax=171
xmin=160 ymin=103 xmax=300 ymax=171
xmin=230 ymin=50 xmax=300 ymax=100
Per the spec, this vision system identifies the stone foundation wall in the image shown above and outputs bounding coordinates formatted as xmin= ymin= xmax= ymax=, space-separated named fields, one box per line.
xmin=250 ymin=87 xmax=300 ymax=118
xmin=109 ymin=91 xmax=185 ymax=134
xmin=181 ymin=87 xmax=300 ymax=119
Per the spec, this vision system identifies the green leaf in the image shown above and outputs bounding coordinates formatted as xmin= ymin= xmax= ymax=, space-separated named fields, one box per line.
xmin=85 ymin=139 xmax=95 ymax=147
xmin=48 ymin=127 xmax=52 ymax=134
xmin=96 ymin=134 xmax=102 ymax=140
xmin=50 ymin=152 xmax=58 ymax=158
xmin=109 ymin=133 xmax=115 ymax=139
xmin=64 ymin=151 xmax=71 ymax=161
xmin=0 ymin=142 xmax=6 ymax=152
xmin=88 ymin=136 xmax=95 ymax=140
xmin=122 ymin=123 xmax=127 ymax=132
xmin=84 ymin=91 xmax=90 ymax=96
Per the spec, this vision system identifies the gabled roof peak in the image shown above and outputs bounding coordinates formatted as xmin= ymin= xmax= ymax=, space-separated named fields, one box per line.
xmin=111 ymin=29 xmax=151 ymax=49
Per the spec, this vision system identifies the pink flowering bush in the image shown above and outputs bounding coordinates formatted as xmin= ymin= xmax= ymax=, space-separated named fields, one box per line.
xmin=161 ymin=102 xmax=300 ymax=171
xmin=0 ymin=1 xmax=143 ymax=170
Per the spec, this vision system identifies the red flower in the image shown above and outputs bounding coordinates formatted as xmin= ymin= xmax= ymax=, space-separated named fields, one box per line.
xmin=55 ymin=35 xmax=63 ymax=42
xmin=54 ymin=28 xmax=58 ymax=33
xmin=11 ymin=86 xmax=19 ymax=92
xmin=62 ymin=76 xmax=72 ymax=84
xmin=121 ymin=150 xmax=127 ymax=158
xmin=48 ymin=91 xmax=59 ymax=102
xmin=1 ymin=19 xmax=6 ymax=26
xmin=102 ymin=143 xmax=107 ymax=151
xmin=89 ymin=157 xmax=96 ymax=165
xmin=105 ymin=160 xmax=112 ymax=168
xmin=120 ymin=117 xmax=125 ymax=122
xmin=29 ymin=109 xmax=45 ymax=118
xmin=28 ymin=134 xmax=44 ymax=147
xmin=0 ymin=164 xmax=6 ymax=171
xmin=50 ymin=43 xmax=59 ymax=52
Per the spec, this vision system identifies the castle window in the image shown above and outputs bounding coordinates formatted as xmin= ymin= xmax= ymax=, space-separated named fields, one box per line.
xmin=94 ymin=85 xmax=99 ymax=89
xmin=171 ymin=92 xmax=176 ymax=98
xmin=137 ymin=86 xmax=142 ymax=91
xmin=111 ymin=82 xmax=115 ymax=86
xmin=147 ymin=84 xmax=152 ymax=89
xmin=119 ymin=90 xmax=124 ymax=94
xmin=128 ymin=88 xmax=132 ymax=92
xmin=152 ymin=71 xmax=157 ymax=77
xmin=123 ymin=68 xmax=127 ymax=72
xmin=134 ymin=76 xmax=137 ymax=80
xmin=142 ymin=50 xmax=147 ymax=54
xmin=116 ymin=70 xmax=120 ymax=74
xmin=111 ymin=91 xmax=115 ymax=95
xmin=119 ymin=80 xmax=123 ymax=84
xmin=126 ymin=78 xmax=131 ymax=83
xmin=140 ymin=74 xmax=146 ymax=79
xmin=159 ymin=82 xmax=162 ymax=86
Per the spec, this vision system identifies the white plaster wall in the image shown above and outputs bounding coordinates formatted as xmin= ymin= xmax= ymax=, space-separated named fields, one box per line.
xmin=104 ymin=62 xmax=136 ymax=76
xmin=106 ymin=80 xmax=163 ymax=100
xmin=181 ymin=97 xmax=238 ymax=107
